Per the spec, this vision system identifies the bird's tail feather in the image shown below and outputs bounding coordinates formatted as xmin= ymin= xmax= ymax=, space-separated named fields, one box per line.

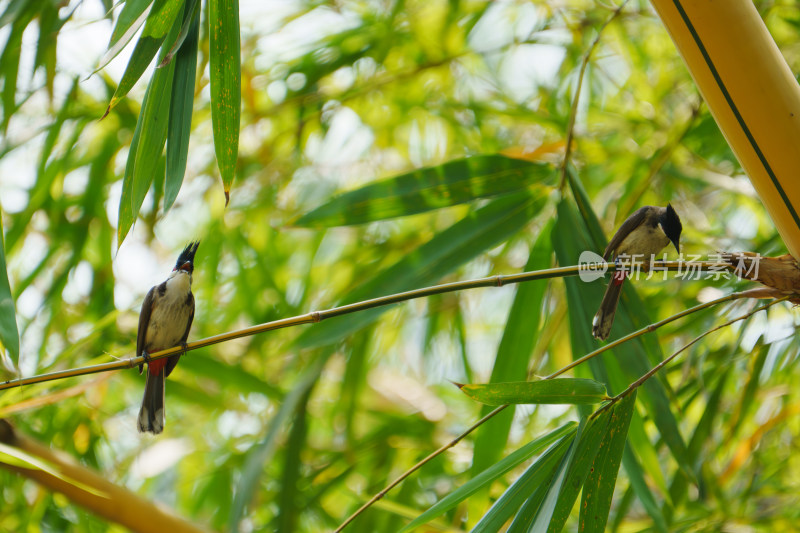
xmin=138 ymin=368 xmax=165 ymax=434
xmin=592 ymin=279 xmax=624 ymax=341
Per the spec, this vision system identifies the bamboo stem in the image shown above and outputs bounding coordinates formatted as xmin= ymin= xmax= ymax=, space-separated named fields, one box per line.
xmin=2 ymin=261 xmax=731 ymax=391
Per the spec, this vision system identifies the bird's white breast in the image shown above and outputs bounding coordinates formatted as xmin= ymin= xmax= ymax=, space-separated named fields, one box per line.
xmin=615 ymin=224 xmax=670 ymax=261
xmin=144 ymin=271 xmax=193 ymax=352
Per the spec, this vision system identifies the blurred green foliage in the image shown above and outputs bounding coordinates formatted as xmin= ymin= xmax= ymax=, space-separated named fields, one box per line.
xmin=1 ymin=0 xmax=800 ymax=531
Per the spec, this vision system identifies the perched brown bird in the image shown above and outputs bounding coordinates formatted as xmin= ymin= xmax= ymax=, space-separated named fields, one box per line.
xmin=592 ymin=205 xmax=682 ymax=340
xmin=137 ymin=242 xmax=199 ymax=434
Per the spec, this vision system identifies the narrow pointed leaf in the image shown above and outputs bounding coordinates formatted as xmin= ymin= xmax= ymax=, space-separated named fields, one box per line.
xmin=164 ymin=0 xmax=199 ymax=210
xmin=158 ymin=0 xmax=200 ymax=68
xmin=229 ymin=353 xmax=328 ymax=531
xmin=669 ymin=369 xmax=729 ymax=508
xmin=106 ymin=0 xmax=185 ymax=113
xmin=625 ymin=410 xmax=668 ymax=496
xmin=32 ymin=2 xmax=64 ymax=99
xmin=117 ymin=8 xmax=181 ymax=245
xmin=276 ymin=387 xmax=312 ymax=533
xmin=459 ymin=379 xmax=607 ymax=406
xmin=297 ymin=191 xmax=548 ymax=349
xmin=294 ymin=156 xmax=555 ymax=227
xmin=0 ymin=6 xmax=33 ymax=131
xmin=579 ymin=392 xmax=636 ymax=533
xmin=471 ymin=221 xmax=553 ymax=480
xmin=622 ymin=448 xmax=668 ymax=533
xmin=209 ymin=0 xmax=241 ymax=199
xmin=117 ymin=100 xmax=145 ymax=244
xmin=131 ymin=52 xmax=177 ymax=215
xmin=470 ymin=433 xmax=574 ymax=533
xmin=0 ymin=213 xmax=19 ymax=364
xmin=100 ymin=0 xmax=153 ymax=70
xmin=530 ymin=409 xmax=611 ymax=533
xmin=0 ymin=0 xmax=30 ymax=28
xmin=506 ymin=484 xmax=549 ymax=532
xmin=401 ymin=422 xmax=577 ymax=532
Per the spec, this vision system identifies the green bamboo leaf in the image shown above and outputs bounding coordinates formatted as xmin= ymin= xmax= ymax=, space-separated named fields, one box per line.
xmin=105 ymin=0 xmax=185 ymax=114
xmin=132 ymin=56 xmax=176 ymax=212
xmin=401 ymin=422 xmax=577 ymax=532
xmin=0 ymin=212 xmax=19 ymax=365
xmin=579 ymin=392 xmax=637 ymax=533
xmin=729 ymin=342 xmax=767 ymax=439
xmin=297 ymin=190 xmax=548 ymax=349
xmin=117 ymin=100 xmax=145 ymax=244
xmin=100 ymin=0 xmax=154 ymax=71
xmin=209 ymin=0 xmax=241 ymax=201
xmin=530 ymin=409 xmax=611 ymax=533
xmin=470 ymin=432 xmax=574 ymax=533
xmin=669 ymin=369 xmax=729 ymax=508
xmin=505 ymin=484 xmax=549 ymax=532
xmin=0 ymin=5 xmax=33 ymax=131
xmin=117 ymin=9 xmax=181 ymax=245
xmin=158 ymin=0 xmax=200 ymax=68
xmin=337 ymin=325 xmax=372 ymax=442
xmin=0 ymin=0 xmax=31 ymax=28
xmin=32 ymin=1 xmax=64 ymax=98
xmin=229 ymin=353 xmax=328 ymax=532
xmin=471 ymin=221 xmax=553 ymax=480
xmin=276 ymin=387 xmax=312 ymax=533
xmin=164 ymin=0 xmax=199 ymax=211
xmin=625 ymin=410 xmax=668 ymax=496
xmin=108 ymin=0 xmax=153 ymax=47
xmin=187 ymin=353 xmax=281 ymax=400
xmin=294 ymin=156 xmax=555 ymax=227
xmin=621 ymin=448 xmax=668 ymax=533
xmin=458 ymin=379 xmax=608 ymax=406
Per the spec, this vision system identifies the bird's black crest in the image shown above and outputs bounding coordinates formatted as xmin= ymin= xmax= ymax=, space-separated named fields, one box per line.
xmin=662 ymin=204 xmax=682 ymax=252
xmin=174 ymin=241 xmax=200 ymax=271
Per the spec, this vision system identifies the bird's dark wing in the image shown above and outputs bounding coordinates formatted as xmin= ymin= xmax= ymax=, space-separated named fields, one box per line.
xmin=602 ymin=206 xmax=649 ymax=260
xmin=137 ymin=287 xmax=156 ymax=373
xmin=166 ymin=292 xmax=194 ymax=378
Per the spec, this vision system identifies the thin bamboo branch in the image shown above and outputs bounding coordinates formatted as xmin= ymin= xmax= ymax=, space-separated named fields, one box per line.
xmin=1 ymin=261 xmax=732 ymax=392
xmin=601 ymin=295 xmax=791 ymax=411
xmin=559 ymin=0 xmax=630 ymax=191
xmin=333 ymin=287 xmax=768 ymax=531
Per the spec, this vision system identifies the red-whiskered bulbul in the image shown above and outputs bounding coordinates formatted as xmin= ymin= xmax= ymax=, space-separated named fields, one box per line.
xmin=137 ymin=241 xmax=199 ymax=434
xmin=591 ymin=205 xmax=682 ymax=341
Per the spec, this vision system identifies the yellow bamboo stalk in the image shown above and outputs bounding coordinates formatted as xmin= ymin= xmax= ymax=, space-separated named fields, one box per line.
xmin=650 ymin=0 xmax=800 ymax=257
xmin=0 ymin=420 xmax=210 ymax=533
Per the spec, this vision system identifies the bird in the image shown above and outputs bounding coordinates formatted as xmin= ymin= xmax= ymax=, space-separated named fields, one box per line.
xmin=591 ymin=205 xmax=682 ymax=340
xmin=136 ymin=241 xmax=199 ymax=434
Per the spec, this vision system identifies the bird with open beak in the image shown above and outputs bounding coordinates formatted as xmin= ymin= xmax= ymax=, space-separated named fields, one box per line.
xmin=136 ymin=241 xmax=199 ymax=434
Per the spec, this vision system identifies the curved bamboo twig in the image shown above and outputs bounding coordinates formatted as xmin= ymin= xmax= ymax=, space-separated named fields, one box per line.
xmin=0 ymin=261 xmax=733 ymax=390
xmin=0 ymin=261 xmax=731 ymax=392
xmin=332 ymin=287 xmax=779 ymax=531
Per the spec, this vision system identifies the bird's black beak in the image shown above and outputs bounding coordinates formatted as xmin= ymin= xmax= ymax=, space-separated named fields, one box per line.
xmin=174 ymin=241 xmax=200 ymax=272
xmin=672 ymin=240 xmax=680 ymax=254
